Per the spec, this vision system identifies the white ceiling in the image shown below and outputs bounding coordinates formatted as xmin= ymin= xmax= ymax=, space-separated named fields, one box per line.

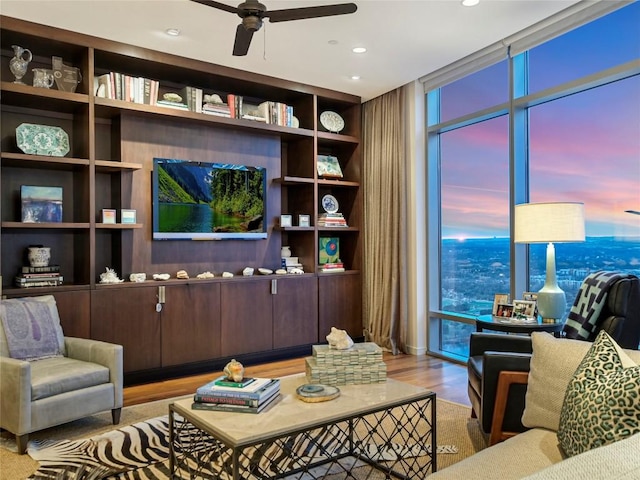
xmin=1 ymin=0 xmax=580 ymax=102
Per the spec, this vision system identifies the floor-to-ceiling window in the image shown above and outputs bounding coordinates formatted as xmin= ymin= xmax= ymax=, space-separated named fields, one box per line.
xmin=425 ymin=1 xmax=640 ymax=361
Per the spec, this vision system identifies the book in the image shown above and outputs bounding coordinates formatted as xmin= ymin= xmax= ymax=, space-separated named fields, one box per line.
xmin=195 ymin=377 xmax=279 ymax=400
xmin=194 ymin=386 xmax=279 ymax=407
xmin=15 ymin=277 xmax=63 ymax=288
xmin=214 ymin=376 xmax=256 ymax=388
xmin=21 ymin=264 xmax=61 ymax=274
xmin=191 ymin=392 xmax=281 ymax=414
xmin=156 ymin=99 xmax=189 ymax=110
xmin=18 ymin=272 xmax=62 ymax=278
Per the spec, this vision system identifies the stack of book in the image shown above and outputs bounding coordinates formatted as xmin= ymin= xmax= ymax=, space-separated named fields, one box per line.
xmin=202 ymin=102 xmax=232 ymax=117
xmin=15 ymin=265 xmax=63 ymax=288
xmin=317 ymin=213 xmax=348 ymax=227
xmin=305 ymin=343 xmax=387 ymax=386
xmin=192 ymin=376 xmax=280 ymax=414
xmin=320 ymin=262 xmax=345 ymax=273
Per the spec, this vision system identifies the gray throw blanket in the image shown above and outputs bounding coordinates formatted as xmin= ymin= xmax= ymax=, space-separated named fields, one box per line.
xmin=563 ymin=271 xmax=632 ymax=341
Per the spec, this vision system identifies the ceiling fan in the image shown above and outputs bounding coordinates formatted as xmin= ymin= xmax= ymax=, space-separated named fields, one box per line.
xmin=625 ymin=210 xmax=640 ymax=215
xmin=191 ymin=0 xmax=357 ymax=56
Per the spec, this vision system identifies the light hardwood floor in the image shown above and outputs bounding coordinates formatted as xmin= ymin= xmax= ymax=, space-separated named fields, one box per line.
xmin=124 ymin=353 xmax=471 ymax=407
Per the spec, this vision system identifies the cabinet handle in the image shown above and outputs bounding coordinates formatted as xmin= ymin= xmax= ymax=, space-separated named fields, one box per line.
xmin=271 ymin=279 xmax=277 ymax=295
xmin=158 ymin=285 xmax=166 ymax=303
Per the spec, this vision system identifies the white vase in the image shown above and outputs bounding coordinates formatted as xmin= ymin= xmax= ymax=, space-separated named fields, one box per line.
xmin=281 ymin=246 xmax=292 ymax=258
xmin=28 ymin=247 xmax=51 ymax=267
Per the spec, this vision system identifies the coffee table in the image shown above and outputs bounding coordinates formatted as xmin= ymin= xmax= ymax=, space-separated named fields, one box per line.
xmin=169 ymin=373 xmax=436 ymax=479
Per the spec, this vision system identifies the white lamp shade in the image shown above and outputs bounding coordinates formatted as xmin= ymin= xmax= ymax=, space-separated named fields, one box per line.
xmin=514 ymin=202 xmax=585 ymax=244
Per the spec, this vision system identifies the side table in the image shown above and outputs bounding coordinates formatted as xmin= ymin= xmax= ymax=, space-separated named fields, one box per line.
xmin=475 ymin=314 xmax=564 ymax=336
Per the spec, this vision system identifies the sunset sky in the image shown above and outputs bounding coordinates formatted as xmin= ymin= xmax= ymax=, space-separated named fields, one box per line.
xmin=439 ymin=2 xmax=639 ymax=240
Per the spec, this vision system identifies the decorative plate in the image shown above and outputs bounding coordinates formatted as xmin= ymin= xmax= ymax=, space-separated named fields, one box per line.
xmin=319 ymin=111 xmax=345 ymax=133
xmin=296 ymin=384 xmax=340 ymax=403
xmin=16 ymin=123 xmax=70 ymax=157
xmin=322 ymin=194 xmax=339 ymax=214
xmin=291 ymin=116 xmax=300 ymax=128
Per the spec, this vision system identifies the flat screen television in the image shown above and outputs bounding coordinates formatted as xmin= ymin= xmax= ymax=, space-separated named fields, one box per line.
xmin=152 ymin=158 xmax=267 ymax=240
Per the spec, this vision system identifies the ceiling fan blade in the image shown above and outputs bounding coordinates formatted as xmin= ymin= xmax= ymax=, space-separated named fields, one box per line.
xmin=625 ymin=210 xmax=640 ymax=215
xmin=267 ymin=3 xmax=357 ymax=23
xmin=233 ymin=23 xmax=254 ymax=56
xmin=190 ymin=0 xmax=239 ymax=15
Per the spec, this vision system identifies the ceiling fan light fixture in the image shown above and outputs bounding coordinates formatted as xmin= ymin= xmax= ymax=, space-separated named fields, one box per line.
xmin=165 ymin=28 xmax=181 ymax=36
xmin=352 ymin=47 xmax=367 ymax=54
xmin=351 ymin=75 xmax=361 ymax=80
xmin=461 ymin=0 xmax=480 ymax=6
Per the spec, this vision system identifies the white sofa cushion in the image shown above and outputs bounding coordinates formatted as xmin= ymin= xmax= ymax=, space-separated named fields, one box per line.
xmin=428 ymin=428 xmax=564 ymax=480
xmin=557 ymin=331 xmax=640 ymax=456
xmin=522 ymin=332 xmax=640 ymax=432
xmin=522 ymin=432 xmax=640 ymax=480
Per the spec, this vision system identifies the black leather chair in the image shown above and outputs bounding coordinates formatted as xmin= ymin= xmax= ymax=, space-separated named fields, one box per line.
xmin=467 ymin=273 xmax=640 ymax=445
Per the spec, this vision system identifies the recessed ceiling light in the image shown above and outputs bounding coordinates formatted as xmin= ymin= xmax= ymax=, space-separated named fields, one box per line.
xmin=352 ymin=47 xmax=367 ymax=54
xmin=165 ymin=28 xmax=181 ymax=36
xmin=461 ymin=0 xmax=479 ymax=6
xmin=351 ymin=75 xmax=361 ymax=80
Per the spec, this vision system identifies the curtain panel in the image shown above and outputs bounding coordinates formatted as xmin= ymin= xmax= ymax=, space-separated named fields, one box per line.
xmin=362 ymin=86 xmax=408 ymax=354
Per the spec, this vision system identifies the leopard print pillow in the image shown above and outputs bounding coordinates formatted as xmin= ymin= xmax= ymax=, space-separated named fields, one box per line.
xmin=557 ymin=330 xmax=640 ymax=457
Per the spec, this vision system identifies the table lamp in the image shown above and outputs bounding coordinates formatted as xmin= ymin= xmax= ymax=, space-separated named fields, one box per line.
xmin=514 ymin=202 xmax=585 ymax=322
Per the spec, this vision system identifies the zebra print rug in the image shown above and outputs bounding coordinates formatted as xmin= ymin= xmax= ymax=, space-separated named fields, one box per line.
xmin=27 ymin=415 xmax=457 ymax=479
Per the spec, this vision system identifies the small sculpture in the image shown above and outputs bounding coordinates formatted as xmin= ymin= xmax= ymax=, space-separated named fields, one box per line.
xmin=258 ymin=268 xmax=273 ymax=275
xmin=196 ymin=271 xmax=215 ymax=279
xmin=100 ymin=267 xmax=124 ymax=284
xmin=176 ymin=269 xmax=189 ymax=279
xmin=242 ymin=267 xmax=254 ymax=276
xmin=275 ymin=269 xmax=287 ymax=275
xmin=224 ymin=359 xmax=245 ymax=382
xmin=204 ymin=93 xmax=224 ymax=104
xmin=289 ymin=267 xmax=304 ymax=275
xmin=153 ymin=273 xmax=170 ymax=281
xmin=129 ymin=273 xmax=146 ymax=283
xmin=222 ymin=271 xmax=234 ymax=278
xmin=326 ymin=327 xmax=354 ymax=350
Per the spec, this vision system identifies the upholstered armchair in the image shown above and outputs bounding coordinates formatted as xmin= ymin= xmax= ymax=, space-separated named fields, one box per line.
xmin=0 ymin=295 xmax=123 ymax=454
xmin=468 ymin=272 xmax=640 ymax=445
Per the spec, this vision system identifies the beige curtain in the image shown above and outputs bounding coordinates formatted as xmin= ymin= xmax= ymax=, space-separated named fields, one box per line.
xmin=362 ymin=86 xmax=408 ymax=354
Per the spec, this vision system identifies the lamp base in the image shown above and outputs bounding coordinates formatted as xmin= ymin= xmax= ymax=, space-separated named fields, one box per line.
xmin=537 ymin=287 xmax=566 ymax=322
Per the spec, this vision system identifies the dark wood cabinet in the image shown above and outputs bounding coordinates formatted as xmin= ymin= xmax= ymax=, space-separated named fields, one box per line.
xmin=160 ymin=282 xmax=221 ymax=367
xmin=91 ymin=286 xmax=161 ymax=373
xmin=220 ymin=280 xmax=274 ymax=356
xmin=319 ymin=273 xmax=362 ymax=339
xmin=1 ymin=15 xmax=362 ymax=382
xmin=273 ymin=275 xmax=318 ymax=349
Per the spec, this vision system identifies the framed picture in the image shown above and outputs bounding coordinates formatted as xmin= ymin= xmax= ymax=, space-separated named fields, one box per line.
xmin=319 ymin=237 xmax=340 ymax=264
xmin=21 ymin=185 xmax=63 ymax=223
xmin=102 ymin=209 xmax=116 ymax=224
xmin=120 ymin=209 xmax=137 ymax=224
xmin=298 ymin=214 xmax=310 ymax=227
xmin=316 ymin=155 xmax=343 ymax=178
xmin=492 ymin=293 xmax=510 ymax=315
xmin=280 ymin=214 xmax=292 ymax=228
xmin=513 ymin=299 xmax=537 ymax=318
xmin=495 ymin=303 xmax=514 ymax=318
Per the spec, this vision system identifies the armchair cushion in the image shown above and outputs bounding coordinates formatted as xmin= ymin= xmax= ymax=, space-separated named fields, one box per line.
xmin=522 ymin=332 xmax=640 ymax=432
xmin=558 ymin=331 xmax=640 ymax=457
xmin=30 ymin=357 xmax=110 ymax=401
xmin=0 ymin=295 xmax=65 ymax=360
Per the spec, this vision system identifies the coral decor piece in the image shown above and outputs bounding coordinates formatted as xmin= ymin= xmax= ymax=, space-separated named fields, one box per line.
xmin=99 ymin=267 xmax=124 ymax=284
xmin=153 ymin=273 xmax=170 ymax=281
xmin=223 ymin=359 xmax=245 ymax=382
xmin=242 ymin=267 xmax=254 ymax=276
xmin=326 ymin=327 xmax=354 ymax=350
xmin=176 ymin=270 xmax=189 ymax=279
xmin=275 ymin=269 xmax=287 ymax=275
xmin=129 ymin=273 xmax=146 ymax=283
xmin=222 ymin=272 xmax=234 ymax=278
xmin=196 ymin=271 xmax=215 ymax=279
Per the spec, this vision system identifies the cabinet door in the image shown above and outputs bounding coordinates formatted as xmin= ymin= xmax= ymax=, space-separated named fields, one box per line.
xmin=161 ymin=283 xmax=221 ymax=367
xmin=318 ymin=274 xmax=362 ymax=339
xmin=91 ymin=287 xmax=161 ymax=373
xmin=220 ymin=280 xmax=273 ymax=356
xmin=273 ymin=276 xmax=318 ymax=348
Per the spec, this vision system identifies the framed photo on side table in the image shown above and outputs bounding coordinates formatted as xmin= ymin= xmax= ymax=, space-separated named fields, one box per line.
xmin=513 ymin=299 xmax=537 ymax=319
xmin=280 ymin=214 xmax=292 ymax=228
xmin=102 ymin=209 xmax=116 ymax=224
xmin=120 ymin=209 xmax=137 ymax=224
xmin=298 ymin=214 xmax=310 ymax=227
xmin=492 ymin=294 xmax=510 ymax=315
